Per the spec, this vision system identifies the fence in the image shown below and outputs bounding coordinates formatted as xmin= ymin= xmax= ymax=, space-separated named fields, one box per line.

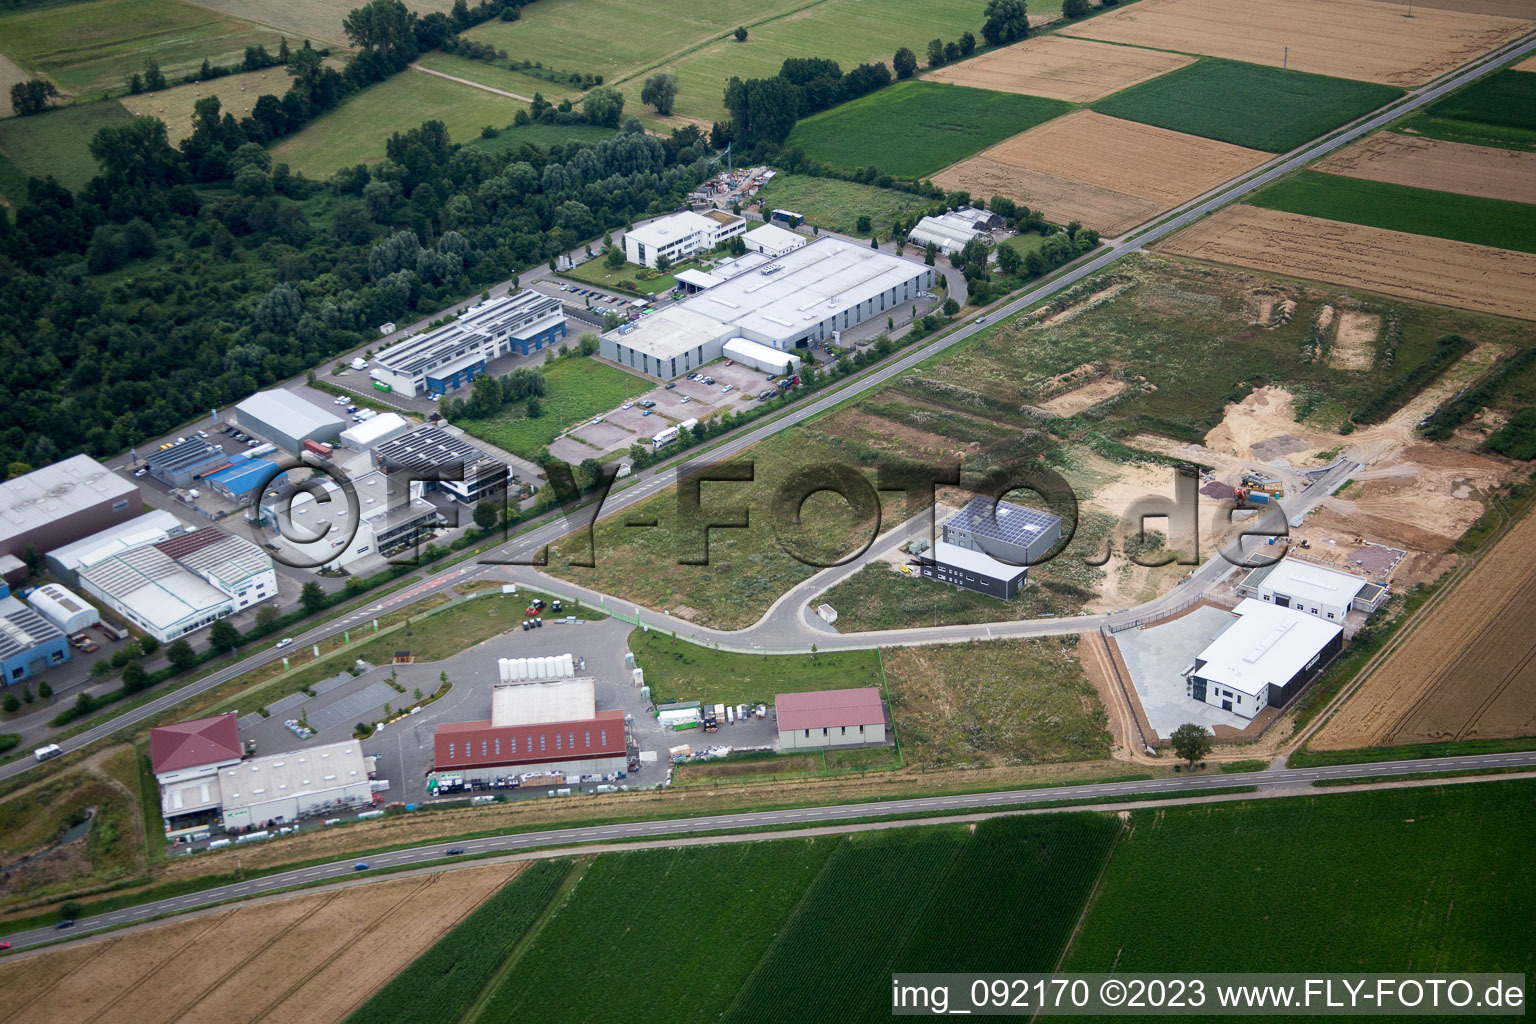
xmin=1106 ymin=592 xmax=1208 ymax=633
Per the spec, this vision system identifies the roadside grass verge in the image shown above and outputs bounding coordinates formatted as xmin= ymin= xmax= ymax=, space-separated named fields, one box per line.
xmin=1290 ymin=735 xmax=1536 ymax=769
xmin=628 ymin=628 xmax=882 ymax=706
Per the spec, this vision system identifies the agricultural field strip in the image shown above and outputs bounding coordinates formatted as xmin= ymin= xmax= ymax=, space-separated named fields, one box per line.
xmin=7 ymin=752 xmax=1535 ymax=951
xmin=0 ymin=28 xmax=1530 ymax=785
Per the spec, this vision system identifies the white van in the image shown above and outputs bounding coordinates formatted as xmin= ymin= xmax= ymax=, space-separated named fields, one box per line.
xmin=33 ymin=743 xmax=63 ymax=762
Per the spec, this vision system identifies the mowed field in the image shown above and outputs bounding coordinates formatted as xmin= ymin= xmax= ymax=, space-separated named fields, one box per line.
xmin=925 ymin=36 xmax=1193 ymax=103
xmin=1158 ymin=205 xmax=1536 ymax=321
xmin=1091 ymin=58 xmax=1402 ymax=152
xmin=0 ymin=0 xmax=281 ymax=98
xmin=0 ymin=865 xmax=522 ymax=1024
xmin=935 ymin=110 xmax=1269 ymax=235
xmin=457 ymin=356 xmax=652 ymax=461
xmin=1315 ymin=132 xmax=1536 ymax=204
xmin=1313 ymin=508 xmax=1536 ymax=750
xmin=119 ymin=64 xmax=340 ymax=143
xmin=785 ymin=81 xmax=1072 ymax=180
xmin=1058 ymin=0 xmax=1534 ymax=87
xmin=0 ymin=100 xmax=134 ymax=206
xmin=755 ymin=173 xmax=938 ymax=235
xmin=190 ymin=0 xmax=459 ymax=48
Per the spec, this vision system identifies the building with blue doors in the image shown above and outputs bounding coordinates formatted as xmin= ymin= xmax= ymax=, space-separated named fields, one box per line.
xmin=368 ymin=290 xmax=567 ymax=398
xmin=0 ymin=582 xmax=70 ymax=685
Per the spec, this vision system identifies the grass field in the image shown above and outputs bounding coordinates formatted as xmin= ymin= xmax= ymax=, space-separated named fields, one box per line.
xmin=560 ymin=255 xmax=695 ymax=297
xmin=1401 ymin=68 xmax=1536 ymax=151
xmin=755 ymin=173 xmax=938 ymax=235
xmin=191 ymin=0 xmax=460 ymax=49
xmin=1063 ymin=781 xmax=1536 ymax=975
xmin=0 ymin=0 xmax=279 ymax=98
xmin=456 ymin=356 xmax=652 ymax=461
xmin=628 ymin=628 xmax=883 ymax=705
xmin=119 ymin=64 xmax=337 ymax=143
xmin=785 ymin=81 xmax=1072 ymax=179
xmin=414 ymin=53 xmax=585 ymax=103
xmin=1092 ymin=58 xmax=1402 ymax=153
xmin=0 ymin=98 xmax=132 ymax=206
xmin=1250 ymin=170 xmax=1536 ymax=254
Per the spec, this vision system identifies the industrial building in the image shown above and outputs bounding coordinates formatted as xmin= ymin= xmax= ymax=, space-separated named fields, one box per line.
xmin=205 ymin=456 xmax=282 ymax=504
xmin=775 ymin=687 xmax=887 ymax=749
xmin=261 ymin=470 xmax=439 ymax=569
xmin=907 ymin=213 xmax=991 ymax=256
xmin=338 ymin=412 xmax=412 ymax=451
xmin=1235 ymin=556 xmax=1388 ymax=622
xmin=917 ymin=497 xmax=1063 ymax=600
xmin=722 ymin=338 xmax=802 ymax=376
xmin=369 ymin=291 xmax=567 ymax=398
xmin=600 ymin=237 xmax=934 ymax=379
xmin=46 ymin=509 xmax=188 ymax=585
xmin=234 ymin=390 xmax=344 ymax=454
xmin=218 ymin=741 xmax=372 ymax=831
xmin=0 ymin=455 xmax=142 ymax=563
xmin=0 ymin=582 xmax=69 ymax=685
xmin=429 ymin=658 xmax=627 ymax=790
xmin=744 ymin=223 xmax=808 ymax=258
xmin=1185 ymin=599 xmax=1344 ymax=718
xmin=77 ymin=528 xmax=276 ymax=642
xmin=141 ymin=438 xmax=230 ymax=489
xmin=151 ymin=712 xmax=245 ymax=830
xmin=374 ymin=427 xmax=508 ymax=504
xmin=623 ymin=210 xmax=746 ymax=268
xmin=26 ymin=583 xmax=99 ymax=635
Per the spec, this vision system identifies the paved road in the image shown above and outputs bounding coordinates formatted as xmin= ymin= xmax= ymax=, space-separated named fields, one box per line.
xmin=7 ymin=750 xmax=1533 ymax=951
xmin=4 ymin=32 xmax=1530 ymax=784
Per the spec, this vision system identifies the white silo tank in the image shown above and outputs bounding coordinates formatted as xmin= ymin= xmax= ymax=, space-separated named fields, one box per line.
xmin=516 ymin=658 xmax=530 ymax=680
xmin=562 ymin=653 xmax=574 ymax=677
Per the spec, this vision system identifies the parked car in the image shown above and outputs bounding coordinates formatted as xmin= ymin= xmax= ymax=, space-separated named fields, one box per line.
xmin=679 ymin=395 xmax=691 ymax=403
xmin=334 ymin=396 xmax=349 ymax=405
xmin=133 ymin=467 xmax=148 ymax=478
xmin=274 ymin=638 xmax=294 ymax=649
xmin=759 ymin=389 xmax=776 ymax=401
xmin=621 ymin=401 xmax=634 ymax=410
xmin=639 ymin=399 xmax=656 ymax=408
xmin=196 ymin=430 xmax=209 ymax=439
xmin=641 ymin=409 xmax=654 ymax=416
xmin=590 ymin=416 xmax=604 ymax=425
xmin=664 ymin=382 xmax=676 ymax=389
xmin=721 ymin=384 xmax=733 ymax=393
xmin=702 ymin=376 xmax=715 ymax=385
xmin=724 ymin=359 xmax=734 ymax=366
xmin=246 ymin=439 xmax=260 ymax=447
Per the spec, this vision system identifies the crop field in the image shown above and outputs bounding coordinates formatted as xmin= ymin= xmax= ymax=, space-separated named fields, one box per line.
xmin=1063 ymin=782 xmax=1536 ymax=974
xmin=881 ymin=637 xmax=1112 ymax=769
xmin=627 ymin=628 xmax=883 ymax=705
xmin=755 ymin=173 xmax=939 ymax=235
xmin=456 ymin=356 xmax=652 ymax=461
xmin=1250 ymin=171 xmax=1536 ymax=254
xmin=1402 ymin=67 xmax=1536 ymax=151
xmin=1091 ymin=59 xmax=1402 ymax=153
xmin=483 ymin=843 xmax=839 ymax=1024
xmin=1314 ymin=132 xmax=1536 ymax=205
xmin=0 ymin=866 xmax=521 ymax=1024
xmin=0 ymin=0 xmax=281 ymax=98
xmin=0 ymin=99 xmax=132 ymax=207
xmin=119 ymin=64 xmax=337 ymax=144
xmin=1313 ymin=508 xmax=1536 ymax=751
xmin=936 ymin=110 xmax=1268 ymax=235
xmin=1161 ymin=205 xmax=1536 ymax=321
xmin=926 ymin=36 xmax=1193 ymax=103
xmin=190 ymin=0 xmax=459 ymax=48
xmin=785 ymin=81 xmax=1073 ymax=180
xmin=270 ymin=72 xmax=527 ymax=177
xmin=414 ymin=53 xmax=584 ymax=103
xmin=0 ymin=52 xmax=27 ymax=118
xmin=1057 ymin=0 xmax=1534 ymax=87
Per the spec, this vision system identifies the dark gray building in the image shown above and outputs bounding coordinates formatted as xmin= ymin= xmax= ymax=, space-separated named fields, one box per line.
xmin=374 ymin=427 xmax=508 ymax=505
xmin=0 ymin=455 xmax=142 ymax=563
xmin=916 ymin=497 xmax=1062 ymax=601
xmin=142 ymin=439 xmax=230 ymax=489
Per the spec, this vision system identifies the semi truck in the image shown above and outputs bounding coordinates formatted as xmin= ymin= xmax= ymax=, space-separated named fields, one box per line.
xmin=652 ymin=426 xmax=680 ymax=449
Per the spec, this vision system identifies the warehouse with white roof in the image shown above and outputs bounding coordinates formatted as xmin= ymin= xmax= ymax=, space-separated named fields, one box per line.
xmin=46 ymin=509 xmax=188 ymax=584
xmin=1235 ymin=555 xmax=1387 ymax=622
xmin=235 ymin=390 xmax=345 ymax=454
xmin=600 ymin=237 xmax=933 ymax=379
xmin=1185 ymin=599 xmax=1343 ymax=718
xmin=218 ymin=740 xmax=372 ymax=831
xmin=0 ymin=455 xmax=142 ymax=565
xmin=339 ymin=412 xmax=412 ymax=452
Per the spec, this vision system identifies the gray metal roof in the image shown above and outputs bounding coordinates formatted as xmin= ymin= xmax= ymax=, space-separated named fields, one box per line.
xmin=374 ymin=291 xmax=564 ymax=376
xmin=235 ymin=390 xmax=344 ymax=438
xmin=0 ymin=455 xmax=138 ymax=542
xmin=946 ymin=496 xmax=1061 ymax=548
xmin=375 ymin=427 xmax=504 ymax=480
xmin=0 ymin=596 xmax=63 ymax=660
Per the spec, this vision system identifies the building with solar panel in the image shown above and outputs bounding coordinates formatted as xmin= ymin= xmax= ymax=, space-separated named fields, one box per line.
xmin=0 ymin=582 xmax=70 ymax=685
xmin=916 ymin=496 xmax=1063 ymax=600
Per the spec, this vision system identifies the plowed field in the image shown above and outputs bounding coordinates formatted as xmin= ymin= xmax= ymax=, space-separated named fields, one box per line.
xmin=1315 ymin=133 xmax=1536 ymax=204
xmin=1313 ymin=508 xmax=1536 ymax=749
xmin=935 ymin=111 xmax=1268 ymax=235
xmin=1057 ymin=0 xmax=1533 ymax=86
xmin=0 ymin=865 xmax=520 ymax=1024
xmin=1158 ymin=205 xmax=1536 ymax=321
xmin=926 ymin=36 xmax=1194 ymax=102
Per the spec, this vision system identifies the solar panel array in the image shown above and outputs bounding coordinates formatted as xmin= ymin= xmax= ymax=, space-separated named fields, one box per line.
xmin=947 ymin=496 xmax=1062 ymax=547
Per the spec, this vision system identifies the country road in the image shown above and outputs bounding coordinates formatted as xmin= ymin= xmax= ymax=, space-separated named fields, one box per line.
xmin=2 ymin=29 xmax=1531 ymax=787
xmin=6 ymin=751 xmax=1533 ymax=952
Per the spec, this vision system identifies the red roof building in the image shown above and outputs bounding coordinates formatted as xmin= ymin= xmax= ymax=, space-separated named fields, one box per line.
xmin=433 ymin=709 xmax=626 ymax=774
xmin=775 ymin=687 xmax=887 ymax=750
xmin=149 ymin=712 xmax=243 ymax=777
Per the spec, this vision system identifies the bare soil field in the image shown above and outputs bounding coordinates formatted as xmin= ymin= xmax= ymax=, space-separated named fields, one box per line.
xmin=1158 ymin=205 xmax=1536 ymax=321
xmin=0 ymin=866 xmax=518 ymax=1024
xmin=1041 ymin=377 xmax=1129 ymax=415
xmin=1409 ymin=0 xmax=1536 ymax=18
xmin=1057 ymin=0 xmax=1534 ymax=86
xmin=1331 ymin=310 xmax=1380 ymax=369
xmin=1313 ymin=506 xmax=1536 ymax=750
xmin=924 ymin=36 xmax=1194 ymax=103
xmin=938 ymin=111 xmax=1268 ymax=235
xmin=1315 ymin=133 xmax=1536 ymax=205
xmin=1515 ymin=54 xmax=1536 ymax=72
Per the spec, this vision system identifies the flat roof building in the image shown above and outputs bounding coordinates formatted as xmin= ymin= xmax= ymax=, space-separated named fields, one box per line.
xmin=492 ymin=677 xmax=596 ymax=727
xmin=745 ymin=223 xmax=808 ymax=258
xmin=262 ymin=469 xmax=439 ymax=569
xmin=776 ymin=687 xmax=887 ymax=749
xmin=142 ymin=439 xmax=229 ymax=489
xmin=722 ymin=338 xmax=802 ymax=377
xmin=370 ymin=291 xmax=566 ymax=398
xmin=917 ymin=497 xmax=1063 ymax=601
xmin=624 ymin=210 xmax=746 ymax=269
xmin=205 ymin=458 xmax=282 ymax=504
xmin=1185 ymin=598 xmax=1343 ymax=719
xmin=1235 ymin=556 xmax=1387 ymax=622
xmin=601 ymin=237 xmax=934 ymax=379
xmin=0 ymin=455 xmax=142 ymax=561
xmin=218 ymin=740 xmax=372 ymax=831
xmin=234 ymin=390 xmax=344 ymax=454
xmin=339 ymin=412 xmax=412 ymax=451
xmin=46 ymin=509 xmax=188 ymax=584
xmin=0 ymin=583 xmax=69 ymax=686
xmin=374 ymin=427 xmax=508 ymax=504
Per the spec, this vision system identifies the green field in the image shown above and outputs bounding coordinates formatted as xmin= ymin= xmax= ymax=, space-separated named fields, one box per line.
xmin=1401 ymin=67 xmax=1536 ymax=151
xmin=755 ymin=173 xmax=938 ymax=235
xmin=560 ymin=255 xmax=696 ymax=298
xmin=1064 ymin=782 xmax=1536 ymax=975
xmin=0 ymin=98 xmax=133 ymax=206
xmin=1092 ymin=58 xmax=1402 ymax=153
xmin=1251 ymin=170 xmax=1536 ymax=254
xmin=414 ymin=52 xmax=586 ymax=103
xmin=0 ymin=0 xmax=280 ymax=98
xmin=627 ymin=628 xmax=883 ymax=705
xmin=457 ymin=356 xmax=652 ymax=461
xmin=785 ymin=81 xmax=1072 ymax=179
xmin=190 ymin=0 xmax=460 ymax=50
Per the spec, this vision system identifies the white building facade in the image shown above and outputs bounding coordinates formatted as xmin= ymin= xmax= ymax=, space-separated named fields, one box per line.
xmin=623 ymin=211 xmax=746 ymax=268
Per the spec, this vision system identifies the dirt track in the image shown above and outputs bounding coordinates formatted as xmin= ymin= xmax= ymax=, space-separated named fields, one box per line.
xmin=1315 ymin=133 xmax=1536 ymax=205
xmin=1313 ymin=508 xmax=1536 ymax=749
xmin=1057 ymin=0 xmax=1534 ymax=86
xmin=1158 ymin=205 xmax=1536 ymax=321
xmin=925 ymin=36 xmax=1194 ymax=102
